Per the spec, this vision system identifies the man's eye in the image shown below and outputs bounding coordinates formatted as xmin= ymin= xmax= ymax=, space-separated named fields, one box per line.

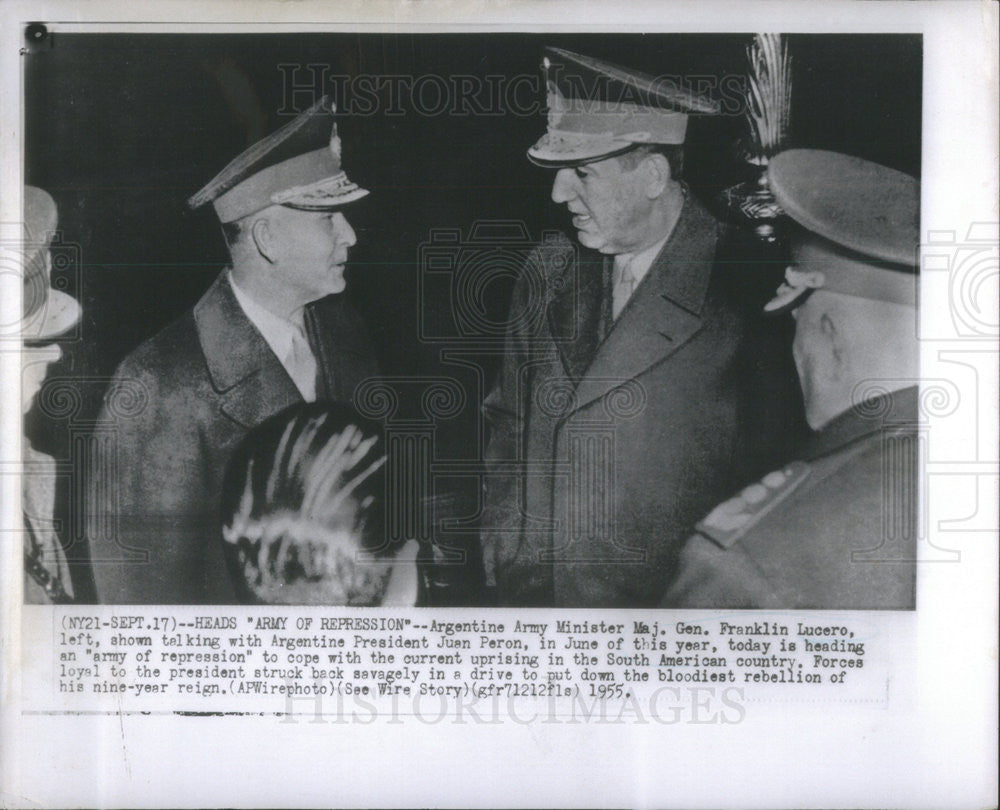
xmin=574 ymin=168 xmax=588 ymax=180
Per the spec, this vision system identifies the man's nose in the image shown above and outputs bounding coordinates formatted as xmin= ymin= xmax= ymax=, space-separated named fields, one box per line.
xmin=334 ymin=213 xmax=357 ymax=248
xmin=551 ymin=168 xmax=577 ymax=204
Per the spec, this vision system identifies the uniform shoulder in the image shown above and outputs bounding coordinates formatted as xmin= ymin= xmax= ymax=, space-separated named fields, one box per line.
xmin=694 ymin=461 xmax=812 ymax=549
xmin=112 ymin=309 xmax=202 ymax=392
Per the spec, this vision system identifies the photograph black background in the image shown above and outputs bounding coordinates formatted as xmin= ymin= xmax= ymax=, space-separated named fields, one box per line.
xmin=22 ymin=32 xmax=921 ymax=601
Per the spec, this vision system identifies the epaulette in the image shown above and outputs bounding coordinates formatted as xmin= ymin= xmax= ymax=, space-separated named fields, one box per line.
xmin=695 ymin=461 xmax=811 ymax=549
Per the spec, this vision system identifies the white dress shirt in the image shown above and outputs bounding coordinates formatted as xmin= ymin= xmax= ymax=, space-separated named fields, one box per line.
xmin=612 ymin=233 xmax=670 ymax=320
xmin=229 ymin=271 xmax=318 ymax=401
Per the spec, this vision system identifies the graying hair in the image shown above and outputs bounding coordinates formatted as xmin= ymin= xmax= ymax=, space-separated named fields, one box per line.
xmin=617 ymin=144 xmax=684 ymax=180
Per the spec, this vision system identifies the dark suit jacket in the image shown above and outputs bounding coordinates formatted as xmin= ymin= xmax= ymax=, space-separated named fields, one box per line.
xmin=661 ymin=387 xmax=918 ymax=610
xmin=481 ymin=197 xmax=759 ymax=607
xmin=87 ymin=271 xmax=378 ymax=603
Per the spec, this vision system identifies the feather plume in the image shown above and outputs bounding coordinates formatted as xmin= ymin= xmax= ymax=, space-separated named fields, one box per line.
xmin=745 ymin=34 xmax=792 ymax=163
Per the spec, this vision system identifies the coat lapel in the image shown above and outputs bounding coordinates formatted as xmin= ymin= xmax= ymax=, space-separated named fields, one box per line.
xmin=570 ymin=197 xmax=719 ymax=413
xmin=194 ymin=272 xmax=301 ymax=429
xmin=546 ymin=245 xmax=608 ymax=383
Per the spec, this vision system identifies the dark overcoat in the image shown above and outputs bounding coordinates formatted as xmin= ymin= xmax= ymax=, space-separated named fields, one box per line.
xmin=661 ymin=387 xmax=918 ymax=610
xmin=87 ymin=271 xmax=378 ymax=603
xmin=481 ymin=197 xmax=760 ymax=607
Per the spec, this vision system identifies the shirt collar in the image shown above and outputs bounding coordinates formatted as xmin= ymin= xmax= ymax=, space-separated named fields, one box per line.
xmin=227 ymin=270 xmax=305 ymax=361
xmin=614 ymin=232 xmax=672 ymax=286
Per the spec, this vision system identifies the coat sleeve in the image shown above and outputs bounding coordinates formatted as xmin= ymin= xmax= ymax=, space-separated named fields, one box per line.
xmin=86 ymin=358 xmax=216 ymax=604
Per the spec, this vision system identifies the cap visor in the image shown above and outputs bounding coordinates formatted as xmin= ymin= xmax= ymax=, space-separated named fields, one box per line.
xmin=527 ymin=141 xmax=642 ymax=168
xmin=21 ymin=290 xmax=82 ymax=342
xmin=281 ymin=187 xmax=370 ymax=211
xmin=273 ymin=172 xmax=370 ymax=211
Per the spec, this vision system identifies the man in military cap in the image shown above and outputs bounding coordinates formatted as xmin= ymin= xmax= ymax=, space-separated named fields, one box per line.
xmin=662 ymin=149 xmax=919 ymax=609
xmin=88 ymin=97 xmax=378 ymax=603
xmin=19 ymin=186 xmax=83 ymax=602
xmin=481 ymin=49 xmax=763 ymax=607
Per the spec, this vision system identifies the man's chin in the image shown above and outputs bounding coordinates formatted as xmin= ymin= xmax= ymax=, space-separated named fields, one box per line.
xmin=326 ymin=268 xmax=347 ymax=295
xmin=574 ymin=230 xmax=607 ymax=252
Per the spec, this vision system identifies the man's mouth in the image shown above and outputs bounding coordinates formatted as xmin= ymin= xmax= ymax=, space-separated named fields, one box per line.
xmin=571 ymin=213 xmax=592 ymax=228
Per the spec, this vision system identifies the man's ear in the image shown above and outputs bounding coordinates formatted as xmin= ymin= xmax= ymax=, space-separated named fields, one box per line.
xmin=643 ymin=152 xmax=671 ymax=199
xmin=249 ymin=215 xmax=277 ymax=264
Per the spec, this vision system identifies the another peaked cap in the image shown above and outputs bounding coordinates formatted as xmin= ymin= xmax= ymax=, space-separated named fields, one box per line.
xmin=528 ymin=47 xmax=721 ymax=167
xmin=188 ymin=96 xmax=368 ymax=223
xmin=764 ymin=149 xmax=919 ymax=312
xmin=769 ymin=149 xmax=918 ymax=267
xmin=21 ymin=186 xmax=82 ymax=341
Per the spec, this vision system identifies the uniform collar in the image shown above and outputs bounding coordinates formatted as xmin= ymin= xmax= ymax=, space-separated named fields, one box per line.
xmin=806 ymin=385 xmax=919 ymax=460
